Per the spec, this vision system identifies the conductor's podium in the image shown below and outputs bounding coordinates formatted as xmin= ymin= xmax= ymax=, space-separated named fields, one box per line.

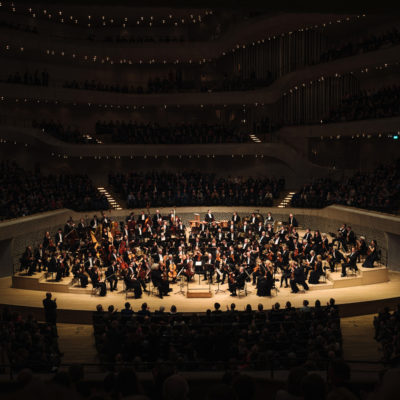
xmin=186 ymin=279 xmax=212 ymax=298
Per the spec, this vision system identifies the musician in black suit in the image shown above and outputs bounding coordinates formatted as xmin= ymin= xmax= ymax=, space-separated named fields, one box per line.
xmin=205 ymin=210 xmax=214 ymax=223
xmin=153 ymin=210 xmax=162 ymax=225
xmin=345 ymin=226 xmax=356 ymax=251
xmin=55 ymin=229 xmax=64 ymax=248
xmin=288 ymin=213 xmax=298 ymax=228
xmin=342 ymin=247 xmax=358 ymax=277
xmin=229 ymin=267 xmax=246 ymax=296
xmin=124 ymin=265 xmax=142 ymax=299
xmin=290 ymin=262 xmax=309 ymax=293
xmin=137 ymin=211 xmax=147 ymax=224
xmin=90 ymin=215 xmax=99 ymax=231
xmin=34 ymin=244 xmax=45 ymax=272
xmin=331 ymin=248 xmax=345 ymax=272
xmin=231 ymin=212 xmax=241 ymax=224
xmin=151 ymin=265 xmax=170 ymax=299
xmin=101 ymin=212 xmax=111 ymax=228
xmin=106 ymin=261 xmax=118 ymax=292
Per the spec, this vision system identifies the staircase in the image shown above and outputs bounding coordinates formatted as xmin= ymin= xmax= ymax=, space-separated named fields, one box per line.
xmin=275 ymin=191 xmax=296 ymax=208
xmin=97 ymin=187 xmax=123 ymax=210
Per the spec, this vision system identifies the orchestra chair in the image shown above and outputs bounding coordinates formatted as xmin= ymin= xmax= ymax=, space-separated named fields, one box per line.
xmin=237 ymin=281 xmax=248 ymax=298
xmin=123 ymin=280 xmax=136 ymax=299
xmin=91 ymin=282 xmax=101 ymax=296
xmin=70 ymin=275 xmax=80 ymax=286
xmin=147 ymin=279 xmax=159 ymax=297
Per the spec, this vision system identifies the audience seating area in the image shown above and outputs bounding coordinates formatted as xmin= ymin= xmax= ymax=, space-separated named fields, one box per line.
xmin=0 ymin=307 xmax=61 ymax=372
xmin=0 ymin=161 xmax=109 ymax=220
xmin=320 ymin=28 xmax=400 ymax=63
xmin=291 ymin=159 xmax=400 ymax=213
xmin=326 ymin=85 xmax=400 ymax=123
xmin=109 ymin=172 xmax=285 ymax=208
xmin=32 ymin=120 xmax=98 ymax=144
xmin=96 ymin=121 xmax=246 ymax=144
xmin=374 ymin=305 xmax=400 ymax=362
xmin=93 ymin=299 xmax=342 ymax=370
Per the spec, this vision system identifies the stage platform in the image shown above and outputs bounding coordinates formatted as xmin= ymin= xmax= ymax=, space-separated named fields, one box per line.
xmin=2 ymin=266 xmax=399 ymax=324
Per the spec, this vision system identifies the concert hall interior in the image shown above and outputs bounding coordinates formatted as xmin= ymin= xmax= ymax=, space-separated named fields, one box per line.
xmin=1 ymin=0 xmax=400 ymax=399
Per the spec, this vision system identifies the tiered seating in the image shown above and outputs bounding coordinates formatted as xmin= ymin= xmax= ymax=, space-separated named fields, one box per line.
xmin=109 ymin=172 xmax=285 ymax=208
xmin=0 ymin=161 xmax=109 ymax=220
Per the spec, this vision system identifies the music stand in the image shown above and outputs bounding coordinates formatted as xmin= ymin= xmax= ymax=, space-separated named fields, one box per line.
xmin=175 ymin=266 xmax=186 ymax=296
xmin=195 ymin=261 xmax=202 ymax=284
xmin=243 ymin=268 xmax=253 ymax=295
xmin=214 ymin=268 xmax=225 ymax=294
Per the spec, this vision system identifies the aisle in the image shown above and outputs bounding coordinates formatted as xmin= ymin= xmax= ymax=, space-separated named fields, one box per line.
xmin=58 ymin=323 xmax=97 ymax=364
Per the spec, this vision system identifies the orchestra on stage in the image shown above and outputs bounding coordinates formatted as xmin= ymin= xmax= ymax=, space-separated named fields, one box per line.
xmin=19 ymin=209 xmax=380 ymax=299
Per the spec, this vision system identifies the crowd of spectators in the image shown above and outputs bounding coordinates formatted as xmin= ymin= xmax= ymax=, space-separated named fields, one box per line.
xmin=102 ymin=34 xmax=187 ymax=43
xmin=64 ymin=74 xmax=196 ymax=94
xmin=374 ymin=305 xmax=400 ymax=363
xmin=0 ymin=307 xmax=61 ymax=372
xmin=202 ymin=72 xmax=274 ymax=92
xmin=0 ymin=19 xmax=38 ymax=34
xmin=4 ymin=70 xmax=49 ymax=86
xmin=291 ymin=159 xmax=400 ymax=213
xmin=320 ymin=27 xmax=400 ymax=63
xmin=0 ymin=161 xmax=109 ymax=220
xmin=96 ymin=121 xmax=247 ymax=144
xmin=109 ymin=171 xmax=285 ymax=208
xmin=32 ymin=120 xmax=98 ymax=144
xmin=326 ymin=85 xmax=400 ymax=123
xmin=93 ymin=299 xmax=341 ymax=370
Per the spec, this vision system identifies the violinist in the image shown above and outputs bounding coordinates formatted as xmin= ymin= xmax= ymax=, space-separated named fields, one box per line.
xmin=257 ymin=261 xmax=273 ymax=297
xmin=55 ymin=229 xmax=64 ymax=249
xmin=228 ymin=271 xmax=237 ymax=296
xmin=304 ymin=250 xmax=316 ymax=279
xmin=228 ymin=266 xmax=246 ymax=297
xmin=106 ymin=261 xmax=118 ymax=292
xmin=290 ymin=261 xmax=309 ymax=293
xmin=342 ymin=246 xmax=358 ymax=277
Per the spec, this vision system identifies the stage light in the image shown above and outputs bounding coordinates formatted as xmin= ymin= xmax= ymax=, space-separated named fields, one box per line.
xmin=394 ymin=135 xmax=399 ymax=140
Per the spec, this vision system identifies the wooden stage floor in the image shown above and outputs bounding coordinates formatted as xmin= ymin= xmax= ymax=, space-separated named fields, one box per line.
xmin=1 ymin=268 xmax=400 ymax=323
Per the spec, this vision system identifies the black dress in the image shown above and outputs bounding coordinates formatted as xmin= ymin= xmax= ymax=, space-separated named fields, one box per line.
xmin=309 ymin=261 xmax=323 ymax=284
